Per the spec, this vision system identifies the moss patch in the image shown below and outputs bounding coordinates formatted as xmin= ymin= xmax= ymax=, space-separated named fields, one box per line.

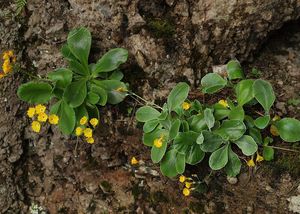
xmin=147 ymin=18 xmax=175 ymax=38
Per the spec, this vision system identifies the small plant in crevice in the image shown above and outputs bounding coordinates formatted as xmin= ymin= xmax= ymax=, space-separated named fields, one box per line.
xmin=16 ymin=27 xmax=129 ymax=139
xmin=136 ymin=60 xmax=300 ymax=188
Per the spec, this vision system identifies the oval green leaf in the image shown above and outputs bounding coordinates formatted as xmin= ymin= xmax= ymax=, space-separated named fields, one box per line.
xmin=17 ymin=81 xmax=52 ymax=104
xmin=214 ymin=120 xmax=246 ymax=141
xmin=275 ymin=118 xmax=300 ymax=142
xmin=254 ymin=115 xmax=270 ymax=129
xmin=235 ymin=79 xmax=254 ymax=106
xmin=136 ymin=106 xmax=161 ymax=122
xmin=64 ymin=79 xmax=87 ymax=108
xmin=209 ymin=144 xmax=229 ymax=170
xmin=201 ymin=73 xmax=227 ymax=94
xmin=226 ymin=60 xmax=244 ymax=80
xmin=167 ymin=82 xmax=190 ymax=111
xmin=234 ymin=135 xmax=258 ymax=156
xmin=253 ymin=79 xmax=275 ymax=113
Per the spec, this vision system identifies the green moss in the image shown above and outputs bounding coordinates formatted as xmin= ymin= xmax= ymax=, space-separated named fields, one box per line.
xmin=100 ymin=180 xmax=112 ymax=193
xmin=268 ymin=151 xmax=300 ymax=178
xmin=147 ymin=18 xmax=175 ymax=38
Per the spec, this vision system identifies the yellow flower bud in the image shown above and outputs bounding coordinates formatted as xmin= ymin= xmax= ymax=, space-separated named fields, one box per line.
xmin=270 ymin=125 xmax=279 ymax=136
xmin=37 ymin=112 xmax=48 ymax=122
xmin=179 ymin=175 xmax=186 ymax=183
xmin=153 ymin=136 xmax=163 ymax=148
xmin=80 ymin=116 xmax=88 ymax=125
xmin=185 ymin=182 xmax=192 ymax=189
xmin=89 ymin=118 xmax=99 ymax=127
xmin=247 ymin=158 xmax=255 ymax=167
xmin=218 ymin=99 xmax=229 ymax=108
xmin=256 ymin=153 xmax=264 ymax=162
xmin=182 ymin=102 xmax=191 ymax=110
xmin=31 ymin=121 xmax=41 ymax=133
xmin=86 ymin=137 xmax=95 ymax=144
xmin=27 ymin=107 xmax=36 ymax=118
xmin=35 ymin=104 xmax=46 ymax=114
xmin=131 ymin=157 xmax=139 ymax=165
xmin=183 ymin=188 xmax=190 ymax=196
xmin=49 ymin=114 xmax=59 ymax=125
xmin=75 ymin=127 xmax=83 ymax=136
xmin=83 ymin=128 xmax=93 ymax=138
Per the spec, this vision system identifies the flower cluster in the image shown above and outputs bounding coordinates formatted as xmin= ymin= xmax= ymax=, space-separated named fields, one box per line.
xmin=74 ymin=116 xmax=99 ymax=144
xmin=1 ymin=50 xmax=16 ymax=79
xmin=179 ymin=175 xmax=194 ymax=197
xmin=27 ymin=104 xmax=59 ymax=133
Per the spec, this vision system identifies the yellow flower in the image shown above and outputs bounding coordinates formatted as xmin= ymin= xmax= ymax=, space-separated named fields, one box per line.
xmin=86 ymin=137 xmax=95 ymax=144
xmin=256 ymin=153 xmax=264 ymax=162
xmin=75 ymin=127 xmax=83 ymax=136
xmin=153 ymin=136 xmax=164 ymax=148
xmin=37 ymin=112 xmax=48 ymax=122
xmin=185 ymin=182 xmax=192 ymax=189
xmin=115 ymin=87 xmax=127 ymax=92
xmin=183 ymin=188 xmax=191 ymax=196
xmin=89 ymin=118 xmax=99 ymax=127
xmin=247 ymin=158 xmax=255 ymax=167
xmin=83 ymin=128 xmax=93 ymax=138
xmin=272 ymin=115 xmax=281 ymax=121
xmin=2 ymin=50 xmax=14 ymax=60
xmin=218 ymin=99 xmax=229 ymax=108
xmin=131 ymin=157 xmax=139 ymax=165
xmin=31 ymin=121 xmax=41 ymax=133
xmin=27 ymin=107 xmax=36 ymax=118
xmin=270 ymin=125 xmax=279 ymax=136
xmin=179 ymin=175 xmax=186 ymax=183
xmin=80 ymin=116 xmax=88 ymax=125
xmin=182 ymin=102 xmax=191 ymax=110
xmin=2 ymin=60 xmax=12 ymax=74
xmin=35 ymin=104 xmax=46 ymax=114
xmin=48 ymin=114 xmax=59 ymax=125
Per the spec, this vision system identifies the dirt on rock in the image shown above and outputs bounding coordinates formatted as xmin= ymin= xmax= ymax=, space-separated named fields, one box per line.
xmin=1 ymin=0 xmax=300 ymax=213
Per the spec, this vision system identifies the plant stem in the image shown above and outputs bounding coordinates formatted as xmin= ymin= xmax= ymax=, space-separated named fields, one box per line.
xmin=128 ymin=91 xmax=163 ymax=110
xmin=265 ymin=145 xmax=300 ymax=153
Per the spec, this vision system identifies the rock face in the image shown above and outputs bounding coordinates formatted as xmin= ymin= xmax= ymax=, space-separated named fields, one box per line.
xmin=0 ymin=0 xmax=300 ymax=212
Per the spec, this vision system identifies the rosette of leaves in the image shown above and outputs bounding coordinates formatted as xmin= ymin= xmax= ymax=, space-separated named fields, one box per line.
xmin=18 ymin=27 xmax=129 ymax=135
xmin=136 ymin=60 xmax=300 ymax=178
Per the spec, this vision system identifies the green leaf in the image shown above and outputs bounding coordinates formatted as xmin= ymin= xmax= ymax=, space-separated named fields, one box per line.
xmin=204 ymin=108 xmax=215 ymax=129
xmin=109 ymin=70 xmax=124 ymax=80
xmin=93 ymin=48 xmax=128 ymax=74
xmin=185 ymin=144 xmax=205 ymax=165
xmin=188 ymin=114 xmax=207 ymax=132
xmin=201 ymin=73 xmax=227 ymax=94
xmin=200 ymin=131 xmax=224 ymax=152
xmin=64 ymin=79 xmax=87 ymax=108
xmin=86 ymin=104 xmax=99 ymax=119
xmin=225 ymin=145 xmax=241 ymax=177
xmin=160 ymin=149 xmax=180 ymax=178
xmin=169 ymin=119 xmax=181 ymax=140
xmin=213 ymin=103 xmax=230 ymax=120
xmin=143 ymin=120 xmax=159 ymax=133
xmin=90 ymin=84 xmax=108 ymax=106
xmin=196 ymin=133 xmax=204 ymax=144
xmin=275 ymin=118 xmax=300 ymax=142
xmin=86 ymin=92 xmax=100 ymax=105
xmin=151 ymin=137 xmax=168 ymax=163
xmin=48 ymin=68 xmax=73 ymax=89
xmin=175 ymin=153 xmax=186 ymax=174
xmin=69 ymin=59 xmax=89 ymax=76
xmin=17 ymin=81 xmax=52 ymax=104
xmin=143 ymin=128 xmax=168 ymax=147
xmin=93 ymin=80 xmax=127 ymax=104
xmin=263 ymin=147 xmax=274 ymax=161
xmin=226 ymin=60 xmax=244 ymax=80
xmin=234 ymin=135 xmax=258 ymax=156
xmin=50 ymin=100 xmax=62 ymax=114
xmin=209 ymin=144 xmax=229 ymax=170
xmin=228 ymin=106 xmax=245 ymax=121
xmin=249 ymin=127 xmax=263 ymax=145
xmin=173 ymin=131 xmax=199 ymax=147
xmin=235 ymin=79 xmax=254 ymax=106
xmin=214 ymin=120 xmax=246 ymax=141
xmin=67 ymin=27 xmax=91 ymax=66
xmin=136 ymin=106 xmax=161 ymax=122
xmin=254 ymin=115 xmax=270 ymax=129
xmin=253 ymin=79 xmax=275 ymax=113
xmin=57 ymin=101 xmax=76 ymax=135
xmin=61 ymin=44 xmax=77 ymax=61
xmin=75 ymin=104 xmax=89 ymax=125
xmin=167 ymin=82 xmax=190 ymax=111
